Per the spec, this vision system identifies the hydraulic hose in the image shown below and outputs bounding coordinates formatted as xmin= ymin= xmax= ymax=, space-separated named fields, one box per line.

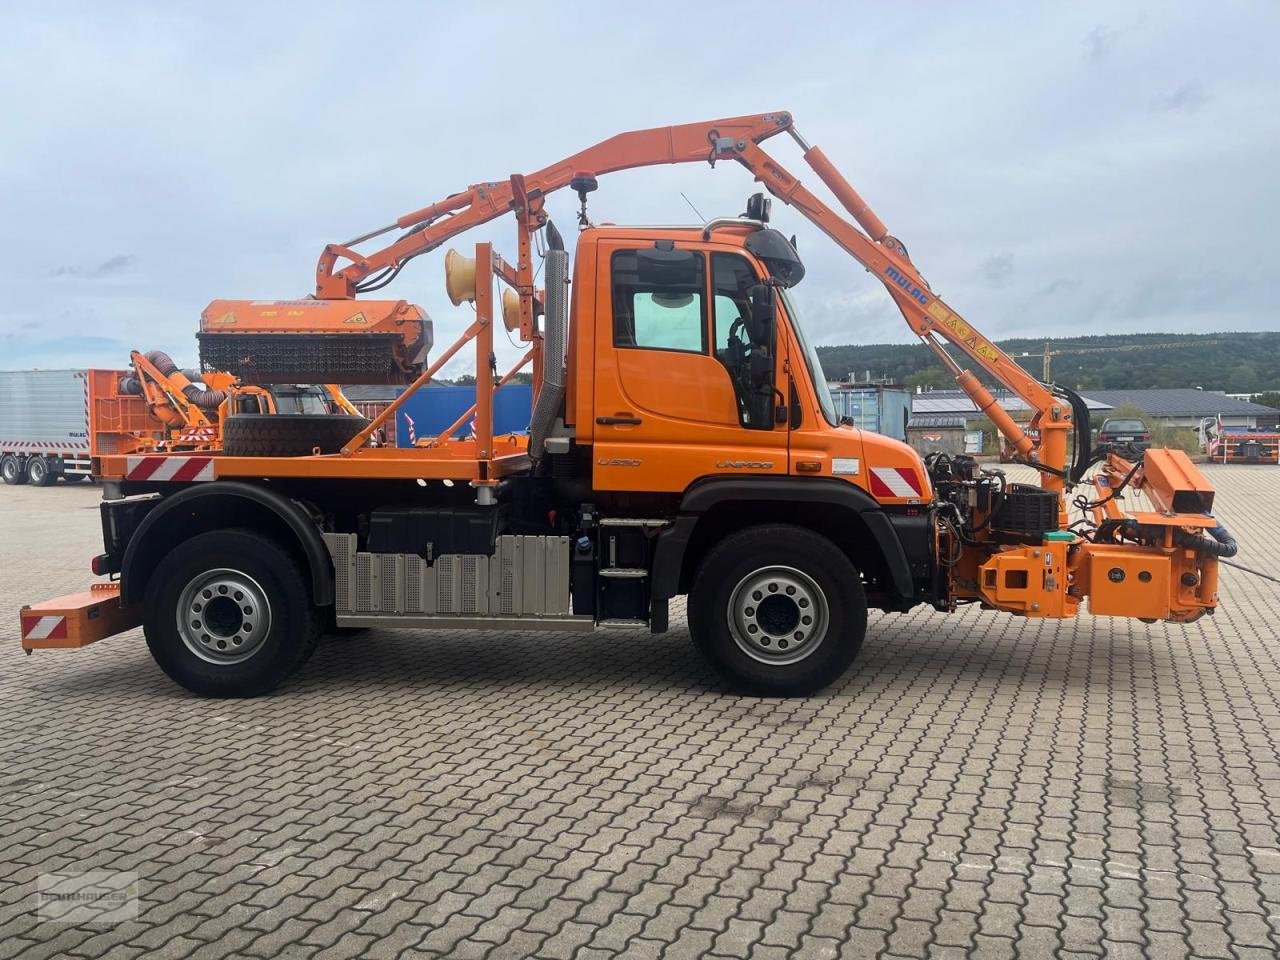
xmin=1175 ymin=520 xmax=1239 ymax=558
xmin=144 ymin=350 xmax=226 ymax=409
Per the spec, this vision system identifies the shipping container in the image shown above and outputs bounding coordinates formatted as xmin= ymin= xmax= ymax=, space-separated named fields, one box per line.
xmin=394 ymin=384 xmax=534 ymax=447
xmin=828 ymin=385 xmax=910 ymax=440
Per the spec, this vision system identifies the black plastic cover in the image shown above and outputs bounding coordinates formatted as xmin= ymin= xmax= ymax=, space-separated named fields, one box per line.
xmin=367 ymin=506 xmax=500 ymax=558
xmin=743 ymin=229 xmax=805 ymax=287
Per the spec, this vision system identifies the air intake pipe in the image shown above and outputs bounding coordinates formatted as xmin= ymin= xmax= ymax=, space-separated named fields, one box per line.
xmin=529 ymin=222 xmax=568 ymax=461
xmin=143 ymin=350 xmax=227 ymax=409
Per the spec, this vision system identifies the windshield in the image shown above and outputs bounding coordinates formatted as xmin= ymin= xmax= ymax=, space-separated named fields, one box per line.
xmin=1104 ymin=419 xmax=1146 ymax=433
xmin=269 ymin=385 xmax=330 ymax=415
xmin=779 ymin=289 xmax=838 ymax=427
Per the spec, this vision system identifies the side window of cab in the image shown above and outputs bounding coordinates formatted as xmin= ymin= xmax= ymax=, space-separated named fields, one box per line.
xmin=611 ymin=249 xmax=707 ymax=353
xmin=712 ymin=252 xmax=774 ymax=430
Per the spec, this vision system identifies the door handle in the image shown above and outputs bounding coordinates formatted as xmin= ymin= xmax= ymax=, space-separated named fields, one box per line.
xmin=597 ymin=414 xmax=642 ymax=426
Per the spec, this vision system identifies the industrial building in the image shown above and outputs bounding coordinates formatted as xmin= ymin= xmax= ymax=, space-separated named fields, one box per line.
xmin=906 ymin=386 xmax=1276 ymax=435
xmin=1081 ymin=388 xmax=1278 ymax=430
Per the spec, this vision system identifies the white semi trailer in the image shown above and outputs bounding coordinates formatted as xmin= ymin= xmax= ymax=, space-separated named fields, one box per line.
xmin=0 ymin=370 xmax=97 ymax=486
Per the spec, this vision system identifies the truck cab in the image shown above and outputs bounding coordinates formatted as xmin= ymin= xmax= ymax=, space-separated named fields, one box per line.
xmin=562 ymin=220 xmax=935 ymax=615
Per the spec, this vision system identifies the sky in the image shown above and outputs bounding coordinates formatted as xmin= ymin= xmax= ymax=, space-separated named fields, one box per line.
xmin=2 ymin=1 xmax=1277 ymax=378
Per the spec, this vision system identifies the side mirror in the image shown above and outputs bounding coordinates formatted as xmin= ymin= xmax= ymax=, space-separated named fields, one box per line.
xmin=746 ymin=283 xmax=775 ymax=348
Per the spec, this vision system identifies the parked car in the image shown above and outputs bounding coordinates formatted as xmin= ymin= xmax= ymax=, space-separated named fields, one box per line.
xmin=1096 ymin=417 xmax=1152 ymax=451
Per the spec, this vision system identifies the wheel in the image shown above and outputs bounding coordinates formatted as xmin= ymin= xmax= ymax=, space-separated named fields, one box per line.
xmin=144 ymin=528 xmax=322 ymax=697
xmin=222 ymin=414 xmax=370 ymax=458
xmin=26 ymin=456 xmax=54 ymax=486
xmin=1 ymin=455 xmax=26 ymax=485
xmin=688 ymin=524 xmax=867 ymax=696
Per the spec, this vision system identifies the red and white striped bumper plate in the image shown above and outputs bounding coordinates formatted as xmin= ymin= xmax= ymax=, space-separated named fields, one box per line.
xmin=869 ymin=466 xmax=923 ymax=499
xmin=125 ymin=456 xmax=216 ymax=482
xmin=21 ymin=614 xmax=67 ymax=642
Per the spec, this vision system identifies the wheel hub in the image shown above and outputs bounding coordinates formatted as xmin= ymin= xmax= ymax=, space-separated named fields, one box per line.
xmin=176 ymin=569 xmax=272 ymax=665
xmin=727 ymin=565 xmax=829 ymax=665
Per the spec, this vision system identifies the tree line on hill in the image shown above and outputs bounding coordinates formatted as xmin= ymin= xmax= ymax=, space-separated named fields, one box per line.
xmin=816 ymin=332 xmax=1280 ymax=399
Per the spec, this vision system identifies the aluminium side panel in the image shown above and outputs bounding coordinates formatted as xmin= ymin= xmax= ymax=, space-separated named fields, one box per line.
xmin=0 ymin=370 xmax=92 ymax=454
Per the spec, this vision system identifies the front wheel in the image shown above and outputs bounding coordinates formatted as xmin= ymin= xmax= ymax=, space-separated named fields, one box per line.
xmin=688 ymin=524 xmax=867 ymax=696
xmin=144 ymin=529 xmax=322 ymax=697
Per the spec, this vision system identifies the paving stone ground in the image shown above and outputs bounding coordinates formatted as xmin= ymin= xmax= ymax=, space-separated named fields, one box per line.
xmin=2 ymin=465 xmax=1280 ymax=959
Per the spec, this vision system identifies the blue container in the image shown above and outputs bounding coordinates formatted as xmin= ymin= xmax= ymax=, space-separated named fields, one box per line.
xmin=828 ymin=386 xmax=909 ymax=440
xmin=394 ymin=383 xmax=533 ymax=447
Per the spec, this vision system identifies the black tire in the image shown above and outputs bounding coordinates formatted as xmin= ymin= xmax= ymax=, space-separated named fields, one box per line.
xmin=688 ymin=524 xmax=867 ymax=696
xmin=26 ymin=456 xmax=54 ymax=487
xmin=222 ymin=414 xmax=370 ymax=458
xmin=144 ymin=528 xmax=322 ymax=697
xmin=1 ymin=455 xmax=26 ymax=485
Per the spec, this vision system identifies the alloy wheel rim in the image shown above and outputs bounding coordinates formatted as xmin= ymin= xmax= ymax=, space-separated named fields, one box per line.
xmin=727 ymin=565 xmax=829 ymax=665
xmin=176 ymin=568 xmax=272 ymax=665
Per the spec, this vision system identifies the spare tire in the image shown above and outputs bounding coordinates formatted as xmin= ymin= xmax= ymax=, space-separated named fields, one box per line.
xmin=222 ymin=414 xmax=370 ymax=458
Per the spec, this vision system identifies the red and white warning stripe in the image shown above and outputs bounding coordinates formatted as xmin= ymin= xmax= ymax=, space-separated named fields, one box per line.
xmin=869 ymin=466 xmax=923 ymax=499
xmin=177 ymin=427 xmax=218 ymax=443
xmin=22 ymin=614 xmax=68 ymax=642
xmin=125 ymin=456 xmax=215 ymax=482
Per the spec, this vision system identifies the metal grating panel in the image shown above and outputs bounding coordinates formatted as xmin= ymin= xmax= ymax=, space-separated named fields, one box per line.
xmin=405 ymin=555 xmax=423 ymax=613
xmin=545 ymin=536 xmax=570 ymax=615
xmin=437 ymin=556 xmax=459 ymax=614
xmin=379 ymin=554 xmax=400 ymax=612
xmin=323 ymin=533 xmax=357 ymax=614
xmin=327 ymin=534 xmax=572 ymax=621
xmin=355 ymin=553 xmax=375 ymax=613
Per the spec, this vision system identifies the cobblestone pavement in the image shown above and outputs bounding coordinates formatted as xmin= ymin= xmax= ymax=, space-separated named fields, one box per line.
xmin=2 ymin=466 xmax=1280 ymax=959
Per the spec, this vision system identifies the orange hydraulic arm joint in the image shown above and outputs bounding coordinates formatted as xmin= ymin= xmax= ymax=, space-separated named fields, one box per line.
xmin=313 ymin=110 xmax=1067 ymax=484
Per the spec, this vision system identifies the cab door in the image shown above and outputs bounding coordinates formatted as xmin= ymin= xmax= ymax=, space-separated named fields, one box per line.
xmin=592 ymin=240 xmax=789 ymax=493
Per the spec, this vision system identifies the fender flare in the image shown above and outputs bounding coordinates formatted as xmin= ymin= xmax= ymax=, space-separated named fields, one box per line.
xmin=119 ymin=480 xmax=334 ymax=607
xmin=651 ymin=475 xmax=916 ymax=601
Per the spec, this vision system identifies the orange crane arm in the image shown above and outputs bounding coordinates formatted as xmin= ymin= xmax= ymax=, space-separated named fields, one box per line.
xmin=314 ymin=111 xmax=1067 ymax=480
xmin=128 ymin=351 xmax=215 ymax=429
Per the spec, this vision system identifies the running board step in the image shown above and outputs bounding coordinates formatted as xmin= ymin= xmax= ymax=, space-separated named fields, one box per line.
xmin=334 ymin=613 xmax=595 ymax=632
xmin=599 ymin=568 xmax=648 ymax=579
xmin=598 ymin=618 xmax=648 ymax=628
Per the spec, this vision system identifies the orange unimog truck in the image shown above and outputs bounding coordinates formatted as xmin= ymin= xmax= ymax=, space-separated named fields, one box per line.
xmin=21 ymin=112 xmax=1236 ymax=697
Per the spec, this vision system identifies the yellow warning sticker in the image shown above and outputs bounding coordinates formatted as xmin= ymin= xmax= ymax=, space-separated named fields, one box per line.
xmin=211 ymin=312 xmax=236 ymax=325
xmin=927 ymin=301 xmax=950 ymax=322
xmin=344 ymin=312 xmax=368 ymax=325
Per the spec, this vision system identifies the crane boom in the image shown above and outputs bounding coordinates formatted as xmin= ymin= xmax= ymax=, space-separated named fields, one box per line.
xmin=314 ymin=111 xmax=1070 ymax=485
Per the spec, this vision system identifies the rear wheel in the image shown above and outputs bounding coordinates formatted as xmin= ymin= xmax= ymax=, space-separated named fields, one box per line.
xmin=1 ymin=455 xmax=26 ymax=485
xmin=26 ymin=456 xmax=54 ymax=486
xmin=144 ymin=528 xmax=322 ymax=696
xmin=222 ymin=414 xmax=369 ymax=458
xmin=688 ymin=524 xmax=867 ymax=696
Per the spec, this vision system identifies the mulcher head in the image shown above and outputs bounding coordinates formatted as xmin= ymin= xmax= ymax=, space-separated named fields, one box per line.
xmin=198 ymin=299 xmax=433 ymax=385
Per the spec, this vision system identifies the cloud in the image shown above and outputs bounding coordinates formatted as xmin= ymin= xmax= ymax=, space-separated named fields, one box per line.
xmin=1153 ymin=81 xmax=1210 ymax=114
xmin=49 ymin=254 xmax=137 ymax=279
xmin=980 ymin=253 xmax=1015 ymax=288
xmin=0 ymin=3 xmax=1277 ymax=373
xmin=92 ymin=254 xmax=135 ymax=277
xmin=1082 ymin=25 xmax=1117 ymax=63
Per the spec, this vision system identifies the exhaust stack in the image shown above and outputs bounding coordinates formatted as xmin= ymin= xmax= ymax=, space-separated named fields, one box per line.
xmin=529 ymin=224 xmax=568 ymax=460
